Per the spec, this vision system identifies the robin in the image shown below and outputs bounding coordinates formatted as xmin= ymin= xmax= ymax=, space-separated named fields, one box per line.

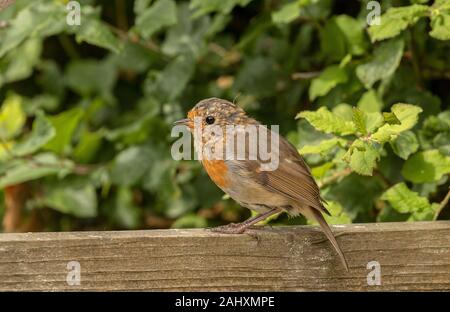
xmin=174 ymin=97 xmax=349 ymax=271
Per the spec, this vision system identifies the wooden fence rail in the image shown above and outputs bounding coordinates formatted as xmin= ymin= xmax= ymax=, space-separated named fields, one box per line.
xmin=0 ymin=221 xmax=450 ymax=291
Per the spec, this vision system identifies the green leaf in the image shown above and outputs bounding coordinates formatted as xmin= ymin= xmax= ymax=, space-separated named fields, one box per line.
xmin=356 ymin=38 xmax=404 ymax=88
xmin=408 ymin=204 xmax=438 ymax=221
xmin=294 ymin=119 xmax=333 ymax=165
xmin=112 ymin=187 xmax=142 ymax=229
xmin=309 ymin=65 xmax=348 ymax=100
xmin=73 ymin=129 xmax=103 ymax=164
xmin=347 ymin=141 xmax=380 ymax=176
xmin=146 ymin=53 xmax=196 ymax=101
xmin=352 ymin=107 xmax=385 ymax=137
xmin=381 ymin=182 xmax=432 ymax=213
xmin=372 ymin=103 xmax=423 ymax=143
xmin=0 ymin=2 xmax=67 ymax=57
xmin=430 ymin=11 xmax=450 ymax=40
xmin=161 ymin=2 xmax=212 ymax=58
xmin=134 ymin=0 xmax=153 ymax=14
xmin=109 ymin=41 xmax=156 ymax=73
xmin=402 ymin=149 xmax=450 ymax=183
xmin=299 ymin=137 xmax=347 ymax=155
xmin=311 ymin=162 xmax=334 ymax=179
xmin=383 ymin=112 xmax=402 ymax=125
xmin=40 ymin=178 xmax=97 ymax=218
xmin=135 ymin=0 xmax=177 ymax=39
xmin=332 ymin=104 xmax=353 ymax=121
xmin=110 ymin=145 xmax=154 ymax=186
xmin=434 ymin=132 xmax=450 ymax=156
xmin=334 ymin=15 xmax=367 ymax=55
xmin=0 ymin=93 xmax=26 ymax=140
xmin=272 ymin=2 xmax=300 ymax=24
xmin=321 ymin=15 xmax=367 ymax=60
xmin=352 ymin=107 xmax=367 ymax=136
xmin=65 ymin=59 xmax=117 ymax=100
xmin=171 ymin=213 xmax=208 ymax=228
xmin=0 ymin=38 xmax=43 ymax=87
xmin=365 ymin=113 xmax=384 ymax=134
xmin=320 ymin=18 xmax=346 ymax=61
xmin=357 ymin=89 xmax=383 ymax=113
xmin=308 ymin=200 xmax=352 ymax=225
xmin=0 ymin=141 xmax=13 ymax=161
xmin=233 ymin=57 xmax=277 ymax=97
xmin=74 ymin=17 xmax=122 ymax=53
xmin=43 ymin=107 xmax=84 ymax=155
xmin=190 ymin=0 xmax=253 ymax=18
xmin=12 ymin=112 xmax=55 ymax=157
xmin=297 ymin=106 xmax=356 ymax=135
xmin=367 ymin=4 xmax=429 ymax=42
xmin=325 ymin=173 xmax=384 ymax=220
xmin=0 ymin=153 xmax=74 ymax=188
xmin=390 ymin=130 xmax=419 ymax=160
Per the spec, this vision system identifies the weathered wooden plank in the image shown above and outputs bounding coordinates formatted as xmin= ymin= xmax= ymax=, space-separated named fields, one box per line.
xmin=0 ymin=221 xmax=449 ymax=291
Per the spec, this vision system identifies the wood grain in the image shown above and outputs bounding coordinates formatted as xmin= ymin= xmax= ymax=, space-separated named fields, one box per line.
xmin=1 ymin=221 xmax=450 ymax=291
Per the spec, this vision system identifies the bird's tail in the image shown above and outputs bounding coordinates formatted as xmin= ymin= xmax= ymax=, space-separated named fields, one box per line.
xmin=302 ymin=205 xmax=349 ymax=272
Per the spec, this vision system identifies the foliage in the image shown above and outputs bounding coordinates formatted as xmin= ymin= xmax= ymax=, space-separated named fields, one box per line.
xmin=0 ymin=0 xmax=449 ymax=232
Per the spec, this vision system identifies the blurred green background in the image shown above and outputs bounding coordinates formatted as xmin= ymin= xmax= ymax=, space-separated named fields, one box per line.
xmin=0 ymin=0 xmax=449 ymax=232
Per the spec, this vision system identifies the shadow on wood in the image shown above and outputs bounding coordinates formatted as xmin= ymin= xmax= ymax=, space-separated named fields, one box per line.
xmin=0 ymin=221 xmax=449 ymax=291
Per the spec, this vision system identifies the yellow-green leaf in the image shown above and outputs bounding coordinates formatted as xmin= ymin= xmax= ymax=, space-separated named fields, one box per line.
xmin=368 ymin=5 xmax=429 ymax=42
xmin=372 ymin=103 xmax=422 ymax=143
xmin=0 ymin=94 xmax=26 ymax=140
xmin=299 ymin=137 xmax=347 ymax=155
xmin=297 ymin=107 xmax=356 ymax=135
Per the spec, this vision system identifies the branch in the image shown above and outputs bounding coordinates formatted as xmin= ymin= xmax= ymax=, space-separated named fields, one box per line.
xmin=422 ymin=68 xmax=450 ymax=80
xmin=115 ymin=0 xmax=128 ymax=31
xmin=108 ymin=24 xmax=161 ymax=54
xmin=318 ymin=167 xmax=352 ymax=189
xmin=434 ymin=187 xmax=450 ymax=220
xmin=291 ymin=71 xmax=320 ymax=80
xmin=408 ymin=29 xmax=424 ymax=88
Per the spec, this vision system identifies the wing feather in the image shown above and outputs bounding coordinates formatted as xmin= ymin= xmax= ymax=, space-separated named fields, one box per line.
xmin=255 ymin=133 xmax=330 ymax=215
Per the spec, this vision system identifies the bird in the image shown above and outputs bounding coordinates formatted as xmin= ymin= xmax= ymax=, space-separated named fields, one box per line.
xmin=174 ymin=97 xmax=349 ymax=271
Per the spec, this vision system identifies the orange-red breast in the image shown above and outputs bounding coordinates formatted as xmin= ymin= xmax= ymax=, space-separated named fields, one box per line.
xmin=175 ymin=98 xmax=349 ymax=271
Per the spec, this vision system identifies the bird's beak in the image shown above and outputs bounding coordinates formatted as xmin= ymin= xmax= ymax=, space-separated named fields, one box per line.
xmin=174 ymin=118 xmax=190 ymax=126
xmin=174 ymin=118 xmax=194 ymax=129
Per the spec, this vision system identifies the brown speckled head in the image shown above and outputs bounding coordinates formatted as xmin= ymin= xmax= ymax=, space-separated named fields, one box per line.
xmin=186 ymin=98 xmax=256 ymax=128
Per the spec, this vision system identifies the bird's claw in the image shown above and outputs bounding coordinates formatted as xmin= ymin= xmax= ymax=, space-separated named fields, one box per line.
xmin=210 ymin=224 xmax=263 ymax=246
xmin=210 ymin=223 xmax=248 ymax=234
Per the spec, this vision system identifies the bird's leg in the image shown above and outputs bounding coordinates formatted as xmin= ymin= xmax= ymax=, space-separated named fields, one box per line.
xmin=211 ymin=208 xmax=281 ymax=234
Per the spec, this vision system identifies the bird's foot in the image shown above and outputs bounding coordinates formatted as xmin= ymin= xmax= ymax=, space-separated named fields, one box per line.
xmin=210 ymin=222 xmax=249 ymax=234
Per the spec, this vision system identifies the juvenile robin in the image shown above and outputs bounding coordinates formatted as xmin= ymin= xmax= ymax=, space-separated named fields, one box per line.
xmin=174 ymin=97 xmax=349 ymax=271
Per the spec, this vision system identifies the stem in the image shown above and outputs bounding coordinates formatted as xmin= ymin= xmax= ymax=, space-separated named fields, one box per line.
xmin=291 ymin=71 xmax=320 ymax=80
xmin=107 ymin=24 xmax=164 ymax=58
xmin=408 ymin=29 xmax=423 ymax=88
xmin=422 ymin=68 xmax=450 ymax=80
xmin=373 ymin=169 xmax=392 ymax=188
xmin=434 ymin=187 xmax=450 ymax=220
xmin=318 ymin=168 xmax=352 ymax=189
xmin=115 ymin=0 xmax=128 ymax=30
xmin=58 ymin=35 xmax=80 ymax=59
xmin=208 ymin=43 xmax=227 ymax=58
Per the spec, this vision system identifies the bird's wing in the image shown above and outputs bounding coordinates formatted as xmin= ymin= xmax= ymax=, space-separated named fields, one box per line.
xmin=246 ymin=131 xmax=329 ymax=215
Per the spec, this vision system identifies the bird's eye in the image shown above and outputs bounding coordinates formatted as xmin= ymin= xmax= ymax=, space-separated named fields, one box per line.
xmin=205 ymin=116 xmax=215 ymax=125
